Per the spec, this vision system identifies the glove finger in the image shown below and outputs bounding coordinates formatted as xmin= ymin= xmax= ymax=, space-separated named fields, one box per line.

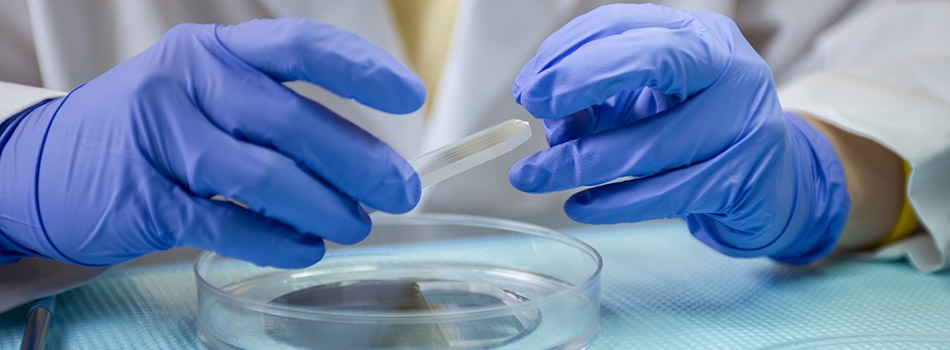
xmin=542 ymin=87 xmax=675 ymax=146
xmin=510 ymin=74 xmax=767 ymax=194
xmin=177 ymin=123 xmax=372 ymax=245
xmin=563 ymin=149 xmax=790 ymax=253
xmin=561 ymin=160 xmax=726 ymax=224
xmin=163 ymin=186 xmax=327 ymax=269
xmin=214 ymin=19 xmax=425 ymax=114
xmin=196 ymin=70 xmax=420 ymax=214
xmin=514 ymin=19 xmax=728 ymax=119
xmin=542 ymin=110 xmax=595 ymax=146
xmin=514 ymin=3 xmax=691 ymax=99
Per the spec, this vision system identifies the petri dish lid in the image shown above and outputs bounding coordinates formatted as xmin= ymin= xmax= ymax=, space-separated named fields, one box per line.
xmin=410 ymin=119 xmax=531 ymax=190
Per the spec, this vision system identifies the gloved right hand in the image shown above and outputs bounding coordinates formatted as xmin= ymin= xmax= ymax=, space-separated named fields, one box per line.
xmin=509 ymin=4 xmax=850 ymax=264
xmin=0 ymin=19 xmax=424 ymax=268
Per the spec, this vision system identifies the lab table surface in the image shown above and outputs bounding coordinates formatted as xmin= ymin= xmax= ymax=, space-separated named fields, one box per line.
xmin=2 ymin=220 xmax=949 ymax=349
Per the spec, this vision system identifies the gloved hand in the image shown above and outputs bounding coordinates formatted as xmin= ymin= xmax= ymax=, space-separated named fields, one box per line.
xmin=509 ymin=4 xmax=851 ymax=264
xmin=0 ymin=19 xmax=424 ymax=268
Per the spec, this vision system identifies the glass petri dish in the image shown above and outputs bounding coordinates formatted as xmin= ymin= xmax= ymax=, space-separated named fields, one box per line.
xmin=194 ymin=213 xmax=602 ymax=349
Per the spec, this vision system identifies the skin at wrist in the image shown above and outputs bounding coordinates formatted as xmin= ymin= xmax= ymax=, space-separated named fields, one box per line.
xmin=797 ymin=112 xmax=907 ymax=251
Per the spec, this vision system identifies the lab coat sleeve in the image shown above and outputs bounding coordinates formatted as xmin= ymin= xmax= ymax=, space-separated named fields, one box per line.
xmin=0 ymin=81 xmax=64 ymax=123
xmin=778 ymin=59 xmax=950 ymax=272
xmin=0 ymin=259 xmax=110 ymax=313
xmin=776 ymin=0 xmax=950 ymax=272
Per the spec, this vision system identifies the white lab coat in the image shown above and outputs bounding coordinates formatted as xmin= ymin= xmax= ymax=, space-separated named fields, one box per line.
xmin=0 ymin=0 xmax=948 ymax=313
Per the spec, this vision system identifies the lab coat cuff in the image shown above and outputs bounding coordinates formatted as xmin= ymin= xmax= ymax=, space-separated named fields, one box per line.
xmin=0 ymin=82 xmax=66 ymax=123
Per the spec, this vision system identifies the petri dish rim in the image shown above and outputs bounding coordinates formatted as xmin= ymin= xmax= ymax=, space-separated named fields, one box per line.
xmin=193 ymin=213 xmax=603 ymax=323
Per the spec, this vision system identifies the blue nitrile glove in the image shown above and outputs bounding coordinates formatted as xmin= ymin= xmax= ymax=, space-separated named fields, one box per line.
xmin=0 ymin=19 xmax=424 ymax=268
xmin=509 ymin=4 xmax=850 ymax=264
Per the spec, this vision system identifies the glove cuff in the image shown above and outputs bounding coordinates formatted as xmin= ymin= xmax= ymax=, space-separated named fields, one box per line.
xmin=0 ymin=100 xmax=53 ymax=264
xmin=769 ymin=111 xmax=851 ymax=264
xmin=0 ymin=96 xmax=81 ymax=264
xmin=0 ymin=230 xmax=30 ymax=264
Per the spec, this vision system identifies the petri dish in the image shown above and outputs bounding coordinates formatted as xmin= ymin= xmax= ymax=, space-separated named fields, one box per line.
xmin=194 ymin=214 xmax=602 ymax=349
xmin=409 ymin=119 xmax=531 ymax=189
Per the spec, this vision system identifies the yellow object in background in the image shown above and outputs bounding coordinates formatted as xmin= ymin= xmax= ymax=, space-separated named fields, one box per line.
xmin=389 ymin=0 xmax=460 ymax=114
xmin=880 ymin=160 xmax=918 ymax=246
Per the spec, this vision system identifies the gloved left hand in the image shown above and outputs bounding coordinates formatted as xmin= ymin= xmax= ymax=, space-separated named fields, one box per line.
xmin=0 ymin=19 xmax=423 ymax=268
xmin=509 ymin=4 xmax=850 ymax=264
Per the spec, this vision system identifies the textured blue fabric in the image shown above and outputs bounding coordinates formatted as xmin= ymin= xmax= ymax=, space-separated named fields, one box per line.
xmin=0 ymin=19 xmax=423 ymax=268
xmin=2 ymin=221 xmax=948 ymax=349
xmin=509 ymin=4 xmax=850 ymax=264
